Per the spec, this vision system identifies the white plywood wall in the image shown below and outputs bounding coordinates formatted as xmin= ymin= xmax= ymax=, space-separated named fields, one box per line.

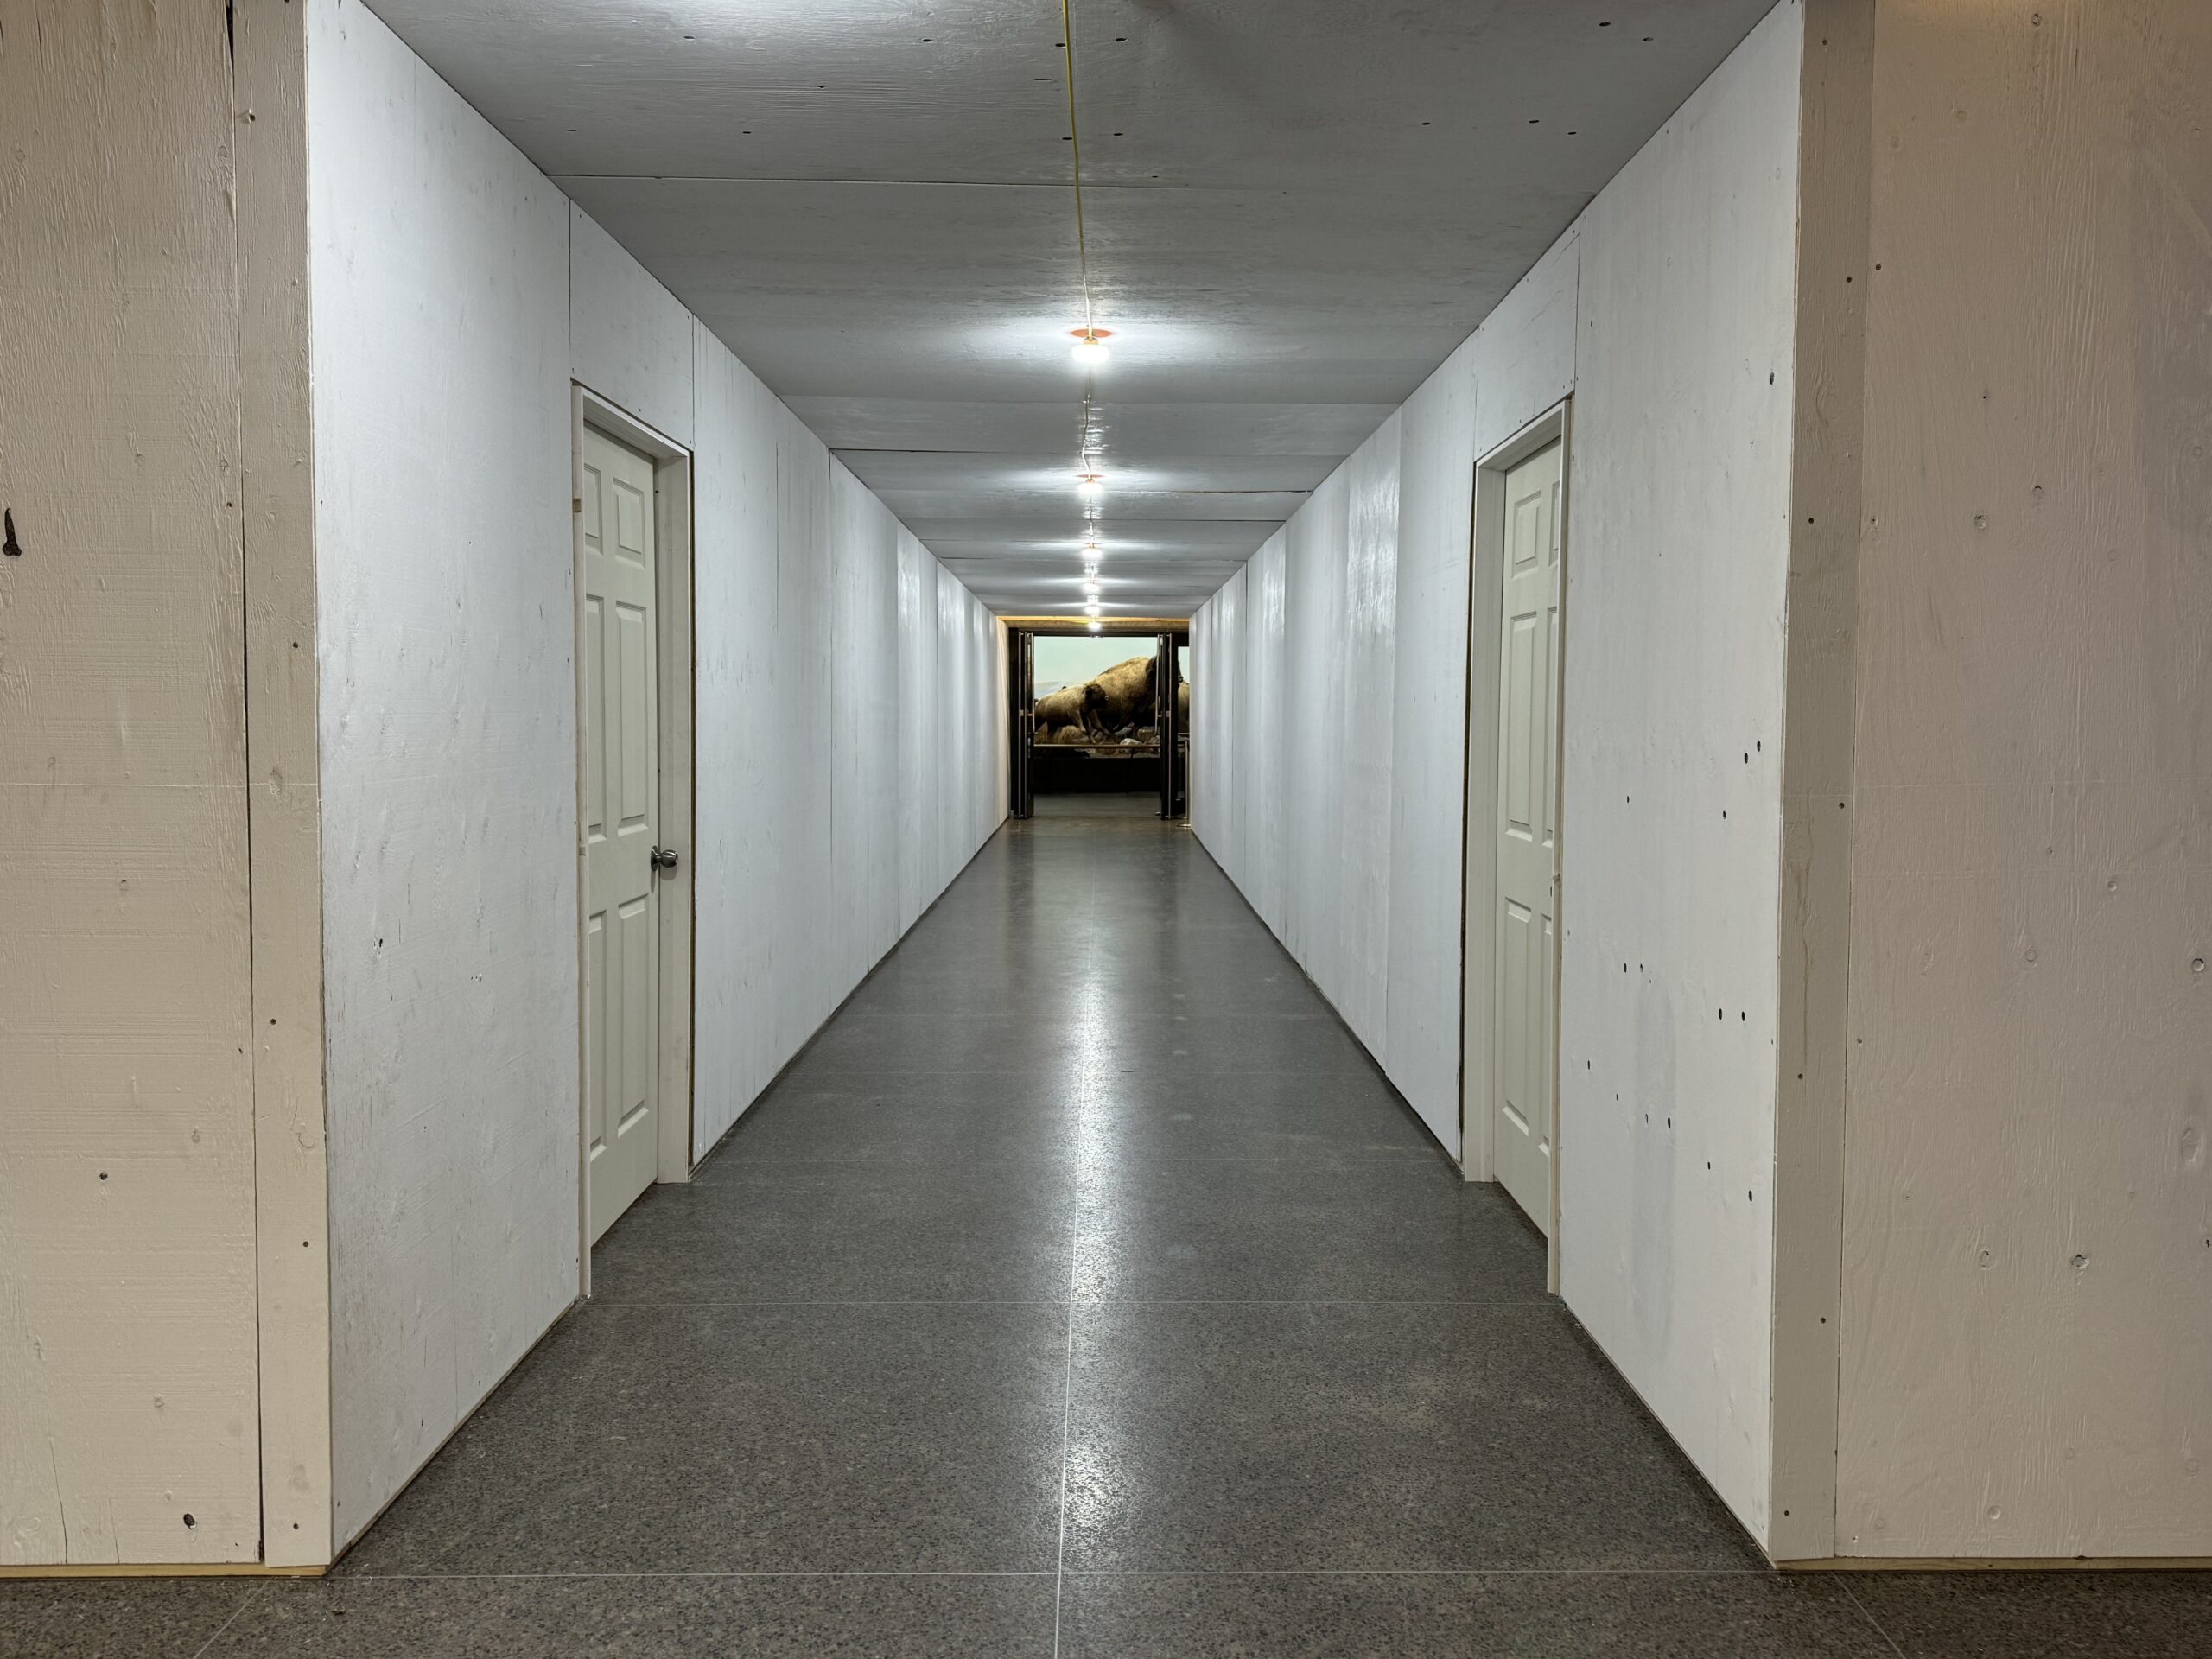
xmin=307 ymin=0 xmax=582 ymax=1548
xmin=1190 ymin=1 xmax=1807 ymax=1542
xmin=1834 ymin=0 xmax=2212 ymax=1560
xmin=1383 ymin=346 xmax=1480 ymax=1154
xmin=690 ymin=335 xmax=1003 ymax=1160
xmin=233 ymin=0 xmax=338 ymax=1569
xmin=0 ymin=0 xmax=264 ymax=1567
xmin=1338 ymin=428 xmax=1402 ymax=1050
xmin=1456 ymin=229 xmax=1582 ymax=1185
xmin=1765 ymin=0 xmax=1874 ymax=1565
xmin=1556 ymin=0 xmax=1805 ymax=1543
xmin=569 ymin=210 xmax=696 ymax=449
xmin=1192 ymin=232 xmax=1582 ymax=1169
xmin=304 ymin=0 xmax=1004 ymax=1550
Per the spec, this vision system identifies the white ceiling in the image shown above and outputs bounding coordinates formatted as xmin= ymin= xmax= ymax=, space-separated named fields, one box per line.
xmin=368 ymin=0 xmax=1777 ymax=617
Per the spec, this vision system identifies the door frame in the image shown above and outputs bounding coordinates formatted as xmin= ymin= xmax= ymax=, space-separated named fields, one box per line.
xmin=1459 ymin=398 xmax=1572 ymax=1291
xmin=1009 ymin=630 xmax=1035 ymax=819
xmin=569 ymin=386 xmax=697 ymax=1294
xmin=1002 ymin=620 xmax=1185 ymax=815
xmin=1155 ymin=630 xmax=1189 ymax=820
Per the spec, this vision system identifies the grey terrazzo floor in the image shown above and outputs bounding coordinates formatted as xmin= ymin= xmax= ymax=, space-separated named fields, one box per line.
xmin=9 ymin=795 xmax=2208 ymax=1655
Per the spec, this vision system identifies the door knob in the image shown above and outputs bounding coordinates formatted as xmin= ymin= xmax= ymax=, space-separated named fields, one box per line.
xmin=651 ymin=846 xmax=680 ymax=873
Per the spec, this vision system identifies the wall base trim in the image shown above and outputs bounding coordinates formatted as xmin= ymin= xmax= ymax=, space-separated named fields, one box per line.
xmin=0 ymin=1564 xmax=327 ymax=1580
xmin=1777 ymin=1556 xmax=2212 ymax=1573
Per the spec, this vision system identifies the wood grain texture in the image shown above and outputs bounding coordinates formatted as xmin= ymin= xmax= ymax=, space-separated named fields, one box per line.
xmin=1185 ymin=225 xmax=1589 ymax=1183
xmin=687 ymin=328 xmax=1005 ymax=1166
xmin=1556 ymin=0 xmax=1806 ymax=1547
xmin=569 ymin=208 xmax=696 ymax=450
xmin=651 ymin=443 xmax=696 ymax=1188
xmin=1769 ymin=0 xmax=1876 ymax=1564
xmin=1387 ymin=337 xmax=1480 ymax=1162
xmin=234 ymin=0 xmax=336 ymax=1568
xmin=1836 ymin=0 xmax=2212 ymax=1559
xmin=1191 ymin=0 xmax=1807 ymax=1527
xmin=1458 ymin=230 xmax=1583 ymax=1179
xmin=305 ymin=0 xmax=581 ymax=1550
xmin=0 ymin=0 xmax=262 ymax=1566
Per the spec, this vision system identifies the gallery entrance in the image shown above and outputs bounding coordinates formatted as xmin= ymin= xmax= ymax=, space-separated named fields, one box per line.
xmin=1007 ymin=621 xmax=1190 ymax=821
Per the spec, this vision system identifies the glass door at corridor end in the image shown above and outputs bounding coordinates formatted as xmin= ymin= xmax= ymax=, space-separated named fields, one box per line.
xmin=1155 ymin=630 xmax=1188 ymax=820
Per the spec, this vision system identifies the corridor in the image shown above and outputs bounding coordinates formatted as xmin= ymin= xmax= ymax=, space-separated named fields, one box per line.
xmin=12 ymin=805 xmax=2204 ymax=1656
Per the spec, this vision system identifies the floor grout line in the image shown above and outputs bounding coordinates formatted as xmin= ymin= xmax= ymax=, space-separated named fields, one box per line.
xmin=185 ymin=1580 xmax=267 ymax=1659
xmin=1051 ymin=1238 xmax=1081 ymax=1658
xmin=1839 ymin=1580 xmax=1912 ymax=1659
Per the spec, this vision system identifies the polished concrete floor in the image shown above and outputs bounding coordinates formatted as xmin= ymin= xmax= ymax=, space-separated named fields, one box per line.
xmin=9 ymin=798 xmax=2207 ymax=1655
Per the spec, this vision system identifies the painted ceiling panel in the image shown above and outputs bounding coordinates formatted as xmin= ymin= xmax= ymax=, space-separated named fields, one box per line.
xmin=905 ymin=518 xmax=1275 ymax=550
xmin=838 ymin=451 xmax=1339 ymax=496
xmin=368 ymin=0 xmax=1778 ymax=614
xmin=788 ymin=400 xmax=1402 ymax=461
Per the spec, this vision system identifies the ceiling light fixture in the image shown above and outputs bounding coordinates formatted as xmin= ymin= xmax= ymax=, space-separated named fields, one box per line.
xmin=1076 ymin=472 xmax=1107 ymax=502
xmin=1070 ymin=327 xmax=1113 ymax=368
xmin=1084 ymin=603 xmax=1103 ymax=617
xmin=1082 ymin=581 xmax=1102 ymax=598
xmin=1087 ymin=620 xmax=1103 ymax=634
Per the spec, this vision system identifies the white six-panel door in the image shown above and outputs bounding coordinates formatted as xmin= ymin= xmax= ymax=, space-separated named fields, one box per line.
xmin=1493 ymin=441 xmax=1563 ymax=1232
xmin=581 ymin=426 xmax=662 ymax=1243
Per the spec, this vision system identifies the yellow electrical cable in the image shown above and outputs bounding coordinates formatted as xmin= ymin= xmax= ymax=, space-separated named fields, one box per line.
xmin=1059 ymin=0 xmax=1099 ymax=477
xmin=1060 ymin=0 xmax=1096 ymax=343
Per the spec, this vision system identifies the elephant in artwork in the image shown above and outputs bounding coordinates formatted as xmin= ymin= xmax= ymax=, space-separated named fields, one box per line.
xmin=1033 ymin=686 xmax=1085 ymax=734
xmin=1081 ymin=655 xmax=1156 ymax=736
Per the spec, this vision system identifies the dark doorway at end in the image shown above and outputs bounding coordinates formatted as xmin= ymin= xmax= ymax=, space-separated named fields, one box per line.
xmin=1009 ymin=626 xmax=1189 ymax=822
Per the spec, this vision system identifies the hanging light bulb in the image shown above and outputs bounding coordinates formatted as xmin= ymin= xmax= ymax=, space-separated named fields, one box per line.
xmin=1087 ymin=619 xmax=1104 ymax=634
xmin=1084 ymin=602 xmax=1103 ymax=617
xmin=1082 ymin=580 xmax=1102 ymax=598
xmin=1069 ymin=327 xmax=1113 ymax=368
xmin=1076 ymin=472 xmax=1106 ymax=503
